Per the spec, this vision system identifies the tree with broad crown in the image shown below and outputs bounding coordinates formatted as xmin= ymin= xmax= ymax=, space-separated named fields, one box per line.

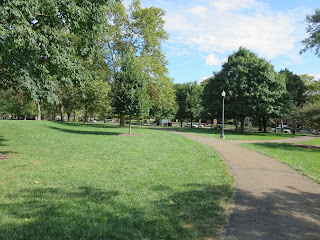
xmin=203 ymin=47 xmax=286 ymax=132
xmin=111 ymin=49 xmax=150 ymax=134
xmin=0 ymin=0 xmax=112 ymax=119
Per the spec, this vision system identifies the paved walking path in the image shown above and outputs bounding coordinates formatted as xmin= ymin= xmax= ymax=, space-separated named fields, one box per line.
xmin=171 ymin=132 xmax=320 ymax=240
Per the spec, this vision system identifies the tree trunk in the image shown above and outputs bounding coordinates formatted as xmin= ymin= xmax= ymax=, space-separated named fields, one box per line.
xmin=263 ymin=118 xmax=268 ymax=133
xmin=191 ymin=119 xmax=193 ymax=128
xmin=67 ymin=112 xmax=71 ymax=122
xmin=60 ymin=105 xmax=65 ymax=123
xmin=240 ymin=116 xmax=245 ymax=133
xmin=128 ymin=115 xmax=132 ymax=134
xmin=84 ymin=108 xmax=88 ymax=123
xmin=24 ymin=114 xmax=27 ymax=120
xmin=120 ymin=115 xmax=125 ymax=127
xmin=235 ymin=118 xmax=239 ymax=130
xmin=180 ymin=119 xmax=183 ymax=127
xmin=73 ymin=111 xmax=76 ymax=124
xmin=211 ymin=118 xmax=214 ymax=129
xmin=36 ymin=102 xmax=41 ymax=121
xmin=258 ymin=119 xmax=263 ymax=132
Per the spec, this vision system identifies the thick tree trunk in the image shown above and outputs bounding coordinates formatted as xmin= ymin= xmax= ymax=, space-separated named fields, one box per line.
xmin=67 ymin=112 xmax=71 ymax=122
xmin=235 ymin=118 xmax=239 ymax=130
xmin=128 ymin=115 xmax=132 ymax=134
xmin=36 ymin=102 xmax=41 ymax=121
xmin=120 ymin=115 xmax=125 ymax=127
xmin=60 ymin=105 xmax=65 ymax=122
xmin=180 ymin=119 xmax=183 ymax=127
xmin=263 ymin=118 xmax=268 ymax=133
xmin=24 ymin=114 xmax=27 ymax=120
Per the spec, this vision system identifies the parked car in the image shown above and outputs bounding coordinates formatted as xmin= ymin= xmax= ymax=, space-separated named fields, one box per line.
xmin=184 ymin=123 xmax=204 ymax=128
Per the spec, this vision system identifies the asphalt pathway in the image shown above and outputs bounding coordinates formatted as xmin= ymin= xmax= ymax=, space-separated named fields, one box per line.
xmin=171 ymin=132 xmax=320 ymax=240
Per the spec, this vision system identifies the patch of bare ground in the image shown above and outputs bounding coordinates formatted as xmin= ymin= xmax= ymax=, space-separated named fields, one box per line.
xmin=0 ymin=153 xmax=9 ymax=161
xmin=117 ymin=134 xmax=140 ymax=137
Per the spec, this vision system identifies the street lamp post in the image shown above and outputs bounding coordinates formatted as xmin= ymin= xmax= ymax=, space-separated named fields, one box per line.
xmin=220 ymin=90 xmax=226 ymax=139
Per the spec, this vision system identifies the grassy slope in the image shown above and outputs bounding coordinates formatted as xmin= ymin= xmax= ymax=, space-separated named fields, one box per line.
xmin=242 ymin=143 xmax=320 ymax=183
xmin=0 ymin=121 xmax=234 ymax=240
xmin=164 ymin=126 xmax=299 ymax=140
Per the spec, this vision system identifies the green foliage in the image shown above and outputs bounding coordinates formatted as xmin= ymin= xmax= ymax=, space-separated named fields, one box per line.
xmin=103 ymin=0 xmax=175 ymax=119
xmin=279 ymin=69 xmax=306 ymax=109
xmin=0 ymin=0 xmax=111 ymax=104
xmin=300 ymin=74 xmax=320 ymax=104
xmin=301 ymin=8 xmax=320 ymax=57
xmin=111 ymin=50 xmax=150 ymax=118
xmin=203 ymin=47 xmax=285 ymax=131
xmin=292 ymin=103 xmax=320 ymax=129
xmin=0 ymin=89 xmax=36 ymax=118
xmin=174 ymin=82 xmax=203 ymax=124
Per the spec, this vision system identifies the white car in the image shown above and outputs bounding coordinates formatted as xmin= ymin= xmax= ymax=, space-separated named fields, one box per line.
xmin=184 ymin=123 xmax=204 ymax=128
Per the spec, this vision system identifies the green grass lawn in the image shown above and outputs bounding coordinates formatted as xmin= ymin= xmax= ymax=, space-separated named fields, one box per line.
xmin=296 ymin=136 xmax=320 ymax=146
xmin=164 ymin=126 xmax=299 ymax=140
xmin=0 ymin=121 xmax=234 ymax=240
xmin=242 ymin=143 xmax=320 ymax=183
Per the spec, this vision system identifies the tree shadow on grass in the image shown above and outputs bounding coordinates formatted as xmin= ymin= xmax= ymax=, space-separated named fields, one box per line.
xmin=46 ymin=125 xmax=122 ymax=136
xmin=251 ymin=142 xmax=319 ymax=153
xmin=159 ymin=127 xmax=298 ymax=139
xmin=0 ymin=184 xmax=233 ymax=240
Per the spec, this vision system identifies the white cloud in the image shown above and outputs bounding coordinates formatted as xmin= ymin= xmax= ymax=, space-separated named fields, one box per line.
xmin=205 ymin=53 xmax=222 ymax=66
xmin=309 ymin=74 xmax=320 ymax=80
xmin=200 ymin=75 xmax=214 ymax=82
xmin=164 ymin=0 xmax=306 ymax=61
xmin=210 ymin=0 xmax=262 ymax=11
xmin=188 ymin=5 xmax=208 ymax=17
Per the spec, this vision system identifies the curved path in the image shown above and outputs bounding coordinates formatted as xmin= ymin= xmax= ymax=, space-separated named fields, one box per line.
xmin=171 ymin=132 xmax=320 ymax=240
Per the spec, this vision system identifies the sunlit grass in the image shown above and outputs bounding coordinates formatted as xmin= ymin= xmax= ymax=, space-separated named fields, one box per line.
xmin=0 ymin=120 xmax=234 ymax=240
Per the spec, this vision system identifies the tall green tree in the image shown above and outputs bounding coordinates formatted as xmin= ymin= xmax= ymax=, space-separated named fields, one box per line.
xmin=301 ymin=8 xmax=320 ymax=57
xmin=0 ymin=0 xmax=111 ymax=119
xmin=203 ymin=47 xmax=286 ymax=132
xmin=174 ymin=84 xmax=188 ymax=127
xmin=185 ymin=82 xmax=204 ymax=127
xmin=111 ymin=50 xmax=150 ymax=134
xmin=102 ymin=0 xmax=175 ymax=125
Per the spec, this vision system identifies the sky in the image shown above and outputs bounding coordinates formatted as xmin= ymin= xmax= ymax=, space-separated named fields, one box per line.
xmin=133 ymin=0 xmax=320 ymax=83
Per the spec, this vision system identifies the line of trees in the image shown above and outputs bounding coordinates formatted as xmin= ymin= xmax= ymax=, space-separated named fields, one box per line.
xmin=0 ymin=0 xmax=176 ymax=133
xmin=1 ymin=3 xmax=319 ymax=133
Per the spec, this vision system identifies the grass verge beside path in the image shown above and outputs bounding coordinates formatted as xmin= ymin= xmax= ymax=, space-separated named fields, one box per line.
xmin=242 ymin=143 xmax=320 ymax=183
xmin=164 ymin=126 xmax=300 ymax=141
xmin=0 ymin=121 xmax=234 ymax=240
xmin=296 ymin=136 xmax=320 ymax=146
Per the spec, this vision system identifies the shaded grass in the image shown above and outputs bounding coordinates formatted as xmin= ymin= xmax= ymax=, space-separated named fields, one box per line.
xmin=0 ymin=121 xmax=234 ymax=240
xmin=242 ymin=143 xmax=320 ymax=183
xmin=160 ymin=126 xmax=300 ymax=141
